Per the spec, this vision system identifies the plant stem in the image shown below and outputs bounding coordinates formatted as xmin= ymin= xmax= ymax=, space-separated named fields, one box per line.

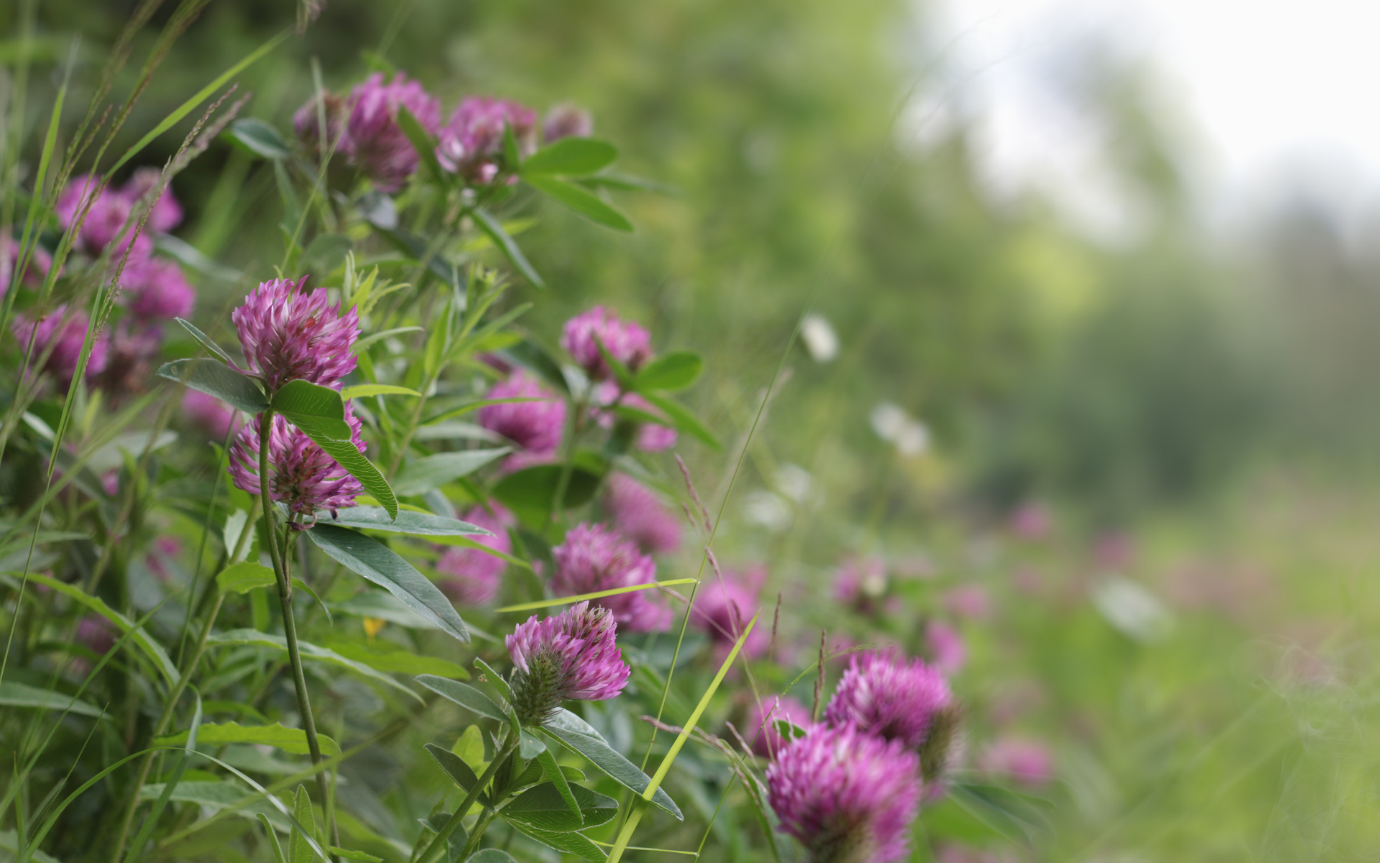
xmin=110 ymin=589 xmax=227 ymax=863
xmin=257 ymin=408 xmax=338 ymax=858
xmin=415 ymin=732 xmax=519 ymax=863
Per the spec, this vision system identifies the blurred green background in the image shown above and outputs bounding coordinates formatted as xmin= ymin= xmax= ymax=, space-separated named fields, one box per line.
xmin=10 ymin=0 xmax=1380 ymax=857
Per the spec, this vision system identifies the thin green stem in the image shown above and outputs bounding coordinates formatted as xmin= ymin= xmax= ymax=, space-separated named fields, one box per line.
xmin=415 ymin=733 xmax=518 ymax=863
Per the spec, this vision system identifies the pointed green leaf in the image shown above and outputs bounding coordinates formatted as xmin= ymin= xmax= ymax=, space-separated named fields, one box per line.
xmin=226 ymin=117 xmax=291 ymax=160
xmin=524 ymin=176 xmax=633 ymax=232
xmin=158 ymin=359 xmax=268 ymax=414
xmin=154 ymin=722 xmax=341 ymax=757
xmin=322 ymin=506 xmax=492 ymax=537
xmin=305 ymin=525 xmax=466 ymax=641
xmin=393 ymin=448 xmax=511 ymax=496
xmin=472 ymin=207 xmax=544 ymax=288
xmin=397 ymin=106 xmax=445 ymax=184
xmin=340 ymin=384 xmax=421 ymax=399
xmin=504 ymin=783 xmax=617 ymax=832
xmin=290 ymin=785 xmax=316 ymax=863
xmin=302 ymin=436 xmax=397 ymax=520
xmin=0 ymin=682 xmax=104 ymax=719
xmin=206 ymin=630 xmax=422 ymax=703
xmin=216 ymin=561 xmax=276 ymax=594
xmin=492 ymin=463 xmax=604 ymax=529
xmin=466 ymin=852 xmax=517 ymax=863
xmin=424 ymin=743 xmax=491 ymax=806
xmin=638 ymin=391 xmax=721 ymax=449
xmin=536 ymin=746 xmax=580 ymax=820
xmin=540 ymin=710 xmax=681 ymax=819
xmin=175 ymin=317 xmax=236 ymax=365
xmin=415 ymin=675 xmax=505 ymax=722
xmin=520 ymin=138 xmax=618 ymax=176
xmin=272 ymin=380 xmax=348 ymax=437
xmin=504 ymin=821 xmax=606 ymax=862
xmin=632 ymin=352 xmax=702 ymax=393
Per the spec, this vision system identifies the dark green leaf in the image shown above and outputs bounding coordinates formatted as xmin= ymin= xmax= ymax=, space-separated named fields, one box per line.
xmin=540 ymin=709 xmax=681 ymax=820
xmin=271 ymin=380 xmax=347 ymax=435
xmin=157 ymin=359 xmax=268 ymax=414
xmin=323 ymin=506 xmax=492 ymax=537
xmin=305 ymin=525 xmax=466 ymax=641
xmin=521 ymin=139 xmax=618 ymax=176
xmin=321 ymin=638 xmax=469 ymax=679
xmin=289 ymin=785 xmax=315 ymax=863
xmin=330 ymin=849 xmax=382 ymax=862
xmin=639 ymin=391 xmax=721 ymax=450
xmin=576 ymin=172 xmax=678 ymax=195
xmin=524 ymin=176 xmax=633 ymax=232
xmin=226 ymin=118 xmax=290 ymax=160
xmin=492 ymin=464 xmax=604 ymax=530
xmin=504 ymin=783 xmax=617 ymax=832
xmin=0 ymin=682 xmax=104 ymax=718
xmin=504 ymin=821 xmax=606 ymax=862
xmin=472 ymin=658 xmax=513 ymax=703
xmin=175 ymin=318 xmax=236 ymax=365
xmin=415 ymin=675 xmax=505 ymax=722
xmin=472 ymin=207 xmax=544 ymax=288
xmin=392 ymin=449 xmax=511 ymax=496
xmin=535 ymin=745 xmax=579 ymax=819
xmin=503 ymin=124 xmax=521 ymax=170
xmin=424 ymin=743 xmax=490 ymax=806
xmin=216 ymin=561 xmax=276 ymax=595
xmin=633 ymin=352 xmax=703 ymax=393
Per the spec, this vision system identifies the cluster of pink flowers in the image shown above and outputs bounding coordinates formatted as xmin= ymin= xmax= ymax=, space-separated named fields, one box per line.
xmin=693 ymin=566 xmax=769 ymax=661
xmin=224 ymin=277 xmax=367 ymax=520
xmin=14 ymin=170 xmax=193 ymax=392
xmin=560 ymin=306 xmax=653 ymax=381
xmin=550 ymin=522 xmax=671 ymax=632
xmin=435 ymin=504 xmax=514 ymax=606
xmin=505 ymin=601 xmax=630 ymax=725
xmin=293 ymin=72 xmax=592 ymax=193
xmin=477 ymin=370 xmax=566 ymax=459
xmin=602 ymin=474 xmax=681 ymax=555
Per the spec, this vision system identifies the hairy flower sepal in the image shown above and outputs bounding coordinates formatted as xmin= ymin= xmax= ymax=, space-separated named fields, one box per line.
xmin=506 ymin=602 xmax=631 ymax=727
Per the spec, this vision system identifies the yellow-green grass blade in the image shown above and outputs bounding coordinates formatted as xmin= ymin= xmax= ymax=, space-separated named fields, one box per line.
xmin=494 ymin=579 xmax=695 ymax=614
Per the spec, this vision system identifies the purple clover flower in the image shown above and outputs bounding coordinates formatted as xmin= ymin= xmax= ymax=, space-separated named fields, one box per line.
xmin=13 ymin=306 xmax=108 ymax=384
xmin=227 ymin=402 xmax=366 ymax=520
xmin=182 ymin=390 xmax=239 ymax=439
xmin=925 ymin=620 xmax=967 ymax=673
xmin=823 ymin=650 xmax=953 ymax=750
xmin=122 ymin=167 xmax=184 ymax=234
xmin=560 ymin=306 xmax=653 ymax=381
xmin=436 ymin=504 xmax=514 ymax=606
xmin=344 ymin=73 xmax=441 ymax=193
xmin=55 ymin=174 xmax=153 ymax=260
xmin=1 ymin=236 xmax=54 ymax=295
xmin=542 ymin=102 xmax=594 ymax=143
xmin=603 ymin=473 xmax=682 ymax=555
xmin=477 ymin=370 xmax=566 ymax=456
xmin=746 ymin=694 xmax=813 ymax=759
xmin=436 ymin=97 xmax=537 ymax=185
xmin=123 ymin=257 xmax=194 ymax=321
xmin=693 ymin=567 xmax=769 ymax=661
xmin=231 ymin=276 xmax=360 ymax=392
xmin=293 ymin=91 xmax=350 ymax=158
xmin=505 ymin=601 xmax=631 ymax=725
xmin=766 ymin=724 xmax=922 ymax=863
xmin=551 ymin=522 xmax=670 ymax=632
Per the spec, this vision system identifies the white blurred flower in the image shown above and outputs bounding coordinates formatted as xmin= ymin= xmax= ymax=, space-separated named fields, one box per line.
xmin=743 ymin=490 xmax=793 ymax=532
xmin=1091 ymin=578 xmax=1173 ymax=643
xmin=870 ymin=402 xmax=930 ymax=457
xmin=799 ymin=313 xmax=839 ymax=363
xmin=776 ymin=463 xmax=814 ymax=503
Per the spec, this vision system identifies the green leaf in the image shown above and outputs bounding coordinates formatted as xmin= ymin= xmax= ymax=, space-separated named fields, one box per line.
xmin=535 ymin=746 xmax=579 ymax=819
xmin=524 ymin=176 xmax=633 ymax=232
xmin=320 ymin=637 xmax=469 ymax=679
xmin=303 ymin=436 xmax=397 ymax=521
xmin=472 ymin=658 xmax=513 ymax=703
xmin=633 ymin=351 xmax=703 ymax=393
xmin=496 ymin=339 xmax=570 ymax=395
xmin=415 ymin=675 xmax=507 ymax=723
xmin=0 ymin=682 xmax=105 ymax=718
xmin=260 ymin=814 xmax=289 ymax=863
xmin=290 ymin=785 xmax=316 ymax=863
xmin=397 ymin=106 xmax=446 ymax=184
xmin=453 ymin=725 xmax=488 ymax=772
xmin=305 ymin=525 xmax=467 ymax=641
xmin=157 ymin=359 xmax=268 ymax=414
xmin=472 ymin=207 xmax=545 ymax=288
xmin=576 ymin=171 xmax=677 ymax=195
xmin=16 ymin=572 xmax=178 ymax=684
xmin=540 ymin=710 xmax=681 ymax=820
xmin=503 ymin=821 xmax=606 ymax=862
xmin=140 ymin=780 xmax=287 ymax=828
xmin=393 ymin=449 xmax=512 ymax=496
xmin=340 ymin=384 xmax=421 ymax=399
xmin=154 ymin=722 xmax=342 ymax=757
xmin=330 ymin=850 xmax=382 ymax=863
xmin=772 ymin=719 xmax=808 ymax=743
xmin=504 ymin=782 xmax=619 ymax=832
xmin=492 ymin=463 xmax=604 ymax=529
xmin=175 ymin=318 xmax=236 ymax=365
xmin=206 ymin=630 xmax=422 ymax=703
xmin=423 ymin=743 xmax=490 ymax=806
xmin=465 ymin=851 xmax=517 ymax=863
xmin=303 ymin=233 xmax=353 ymax=275
xmin=639 ymin=391 xmax=721 ymax=450
xmin=271 ymin=380 xmax=349 ymax=439
xmin=216 ymin=561 xmax=276 ymax=594
xmin=225 ymin=117 xmax=291 ymax=160
xmin=520 ymin=138 xmax=618 ymax=176
xmin=332 ymin=591 xmax=444 ymax=630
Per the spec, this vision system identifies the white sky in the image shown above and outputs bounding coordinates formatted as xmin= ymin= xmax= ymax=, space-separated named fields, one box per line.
xmin=917 ymin=0 xmax=1380 ymax=238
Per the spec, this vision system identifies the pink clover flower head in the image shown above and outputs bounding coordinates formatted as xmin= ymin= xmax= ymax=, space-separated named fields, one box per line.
xmin=345 ymin=72 xmax=441 ymax=193
xmin=505 ymin=601 xmax=631 ymax=725
xmin=824 ymin=649 xmax=953 ymax=750
xmin=1 ymin=236 xmax=54 ymax=295
xmin=542 ymin=102 xmax=594 ymax=143
xmin=766 ymin=724 xmax=922 ymax=863
xmin=604 ymin=473 xmax=681 ymax=555
xmin=693 ymin=569 xmax=769 ymax=660
xmin=978 ymin=737 xmax=1054 ymax=788
xmin=123 ymin=257 xmax=194 ymax=321
xmin=747 ymin=694 xmax=812 ymax=759
xmin=551 ymin=522 xmax=670 ymax=632
xmin=560 ymin=306 xmax=653 ymax=381
xmin=436 ymin=504 xmax=514 ymax=606
xmin=293 ymin=91 xmax=350 ymax=157
xmin=592 ymin=387 xmax=678 ymax=451
xmin=231 ymin=276 xmax=360 ymax=391
xmin=436 ymin=96 xmax=537 ymax=185
xmin=477 ymin=370 xmax=566 ymax=455
xmin=925 ymin=621 xmax=967 ymax=673
xmin=227 ymin=402 xmax=366 ymax=520
xmin=943 ymin=584 xmax=990 ymax=620
xmin=13 ymin=306 xmax=108 ymax=384
xmin=122 ymin=167 xmax=183 ymax=234
xmin=182 ymin=390 xmax=239 ymax=439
